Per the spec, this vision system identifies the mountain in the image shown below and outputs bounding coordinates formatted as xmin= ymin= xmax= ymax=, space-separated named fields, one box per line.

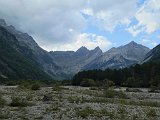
xmin=142 ymin=44 xmax=160 ymax=63
xmin=0 ymin=19 xmax=103 ymax=80
xmin=0 ymin=26 xmax=51 ymax=80
xmin=0 ymin=19 xmax=65 ymax=79
xmin=83 ymin=41 xmax=150 ymax=70
xmin=49 ymin=46 xmax=103 ymax=79
xmin=0 ymin=19 xmax=151 ymax=80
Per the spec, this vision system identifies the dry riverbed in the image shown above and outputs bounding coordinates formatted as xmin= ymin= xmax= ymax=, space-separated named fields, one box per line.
xmin=0 ymin=85 xmax=160 ymax=120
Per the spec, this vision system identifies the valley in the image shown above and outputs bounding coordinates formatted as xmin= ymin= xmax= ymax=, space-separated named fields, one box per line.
xmin=0 ymin=85 xmax=160 ymax=120
xmin=0 ymin=0 xmax=160 ymax=120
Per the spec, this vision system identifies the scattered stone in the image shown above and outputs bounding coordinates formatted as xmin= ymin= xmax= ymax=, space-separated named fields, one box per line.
xmin=126 ymin=88 xmax=142 ymax=92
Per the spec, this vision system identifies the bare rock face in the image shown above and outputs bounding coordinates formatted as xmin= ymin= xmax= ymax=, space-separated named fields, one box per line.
xmin=142 ymin=44 xmax=160 ymax=63
xmin=0 ymin=19 xmax=7 ymax=26
xmin=0 ymin=19 xmax=63 ymax=79
xmin=83 ymin=41 xmax=150 ymax=70
xmin=49 ymin=46 xmax=103 ymax=79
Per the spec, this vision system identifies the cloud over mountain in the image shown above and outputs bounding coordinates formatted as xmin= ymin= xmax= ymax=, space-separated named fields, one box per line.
xmin=0 ymin=0 xmax=159 ymax=51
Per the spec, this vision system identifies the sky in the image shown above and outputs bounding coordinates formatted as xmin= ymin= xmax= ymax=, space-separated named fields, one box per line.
xmin=0 ymin=0 xmax=160 ymax=52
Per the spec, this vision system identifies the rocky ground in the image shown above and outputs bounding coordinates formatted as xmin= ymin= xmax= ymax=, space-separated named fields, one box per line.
xmin=0 ymin=85 xmax=160 ymax=120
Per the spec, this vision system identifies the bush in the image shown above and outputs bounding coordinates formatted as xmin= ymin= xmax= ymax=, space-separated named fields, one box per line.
xmin=67 ymin=96 xmax=82 ymax=103
xmin=76 ymin=107 xmax=95 ymax=118
xmin=52 ymin=85 xmax=69 ymax=92
xmin=18 ymin=81 xmax=30 ymax=89
xmin=149 ymin=86 xmax=160 ymax=93
xmin=147 ymin=108 xmax=157 ymax=118
xmin=0 ymin=94 xmax=6 ymax=107
xmin=10 ymin=96 xmax=29 ymax=107
xmin=103 ymin=89 xmax=127 ymax=99
xmin=80 ymin=79 xmax=96 ymax=87
xmin=126 ymin=88 xmax=142 ymax=92
xmin=103 ymin=79 xmax=115 ymax=88
xmin=31 ymin=82 xmax=40 ymax=90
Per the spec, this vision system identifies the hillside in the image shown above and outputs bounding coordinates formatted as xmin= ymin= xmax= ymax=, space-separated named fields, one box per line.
xmin=143 ymin=44 xmax=160 ymax=62
xmin=0 ymin=26 xmax=52 ymax=80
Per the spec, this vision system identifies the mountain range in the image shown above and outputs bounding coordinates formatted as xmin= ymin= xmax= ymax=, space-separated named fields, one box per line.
xmin=0 ymin=19 xmax=159 ymax=80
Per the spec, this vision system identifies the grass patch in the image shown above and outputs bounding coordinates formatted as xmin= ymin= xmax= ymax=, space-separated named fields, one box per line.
xmin=67 ymin=96 xmax=84 ymax=103
xmin=103 ymin=89 xmax=127 ymax=99
xmin=76 ymin=107 xmax=95 ymax=118
xmin=44 ymin=104 xmax=61 ymax=114
xmin=9 ymin=96 xmax=32 ymax=107
xmin=26 ymin=94 xmax=33 ymax=101
xmin=0 ymin=94 xmax=6 ymax=107
xmin=31 ymin=83 xmax=41 ymax=90
xmin=82 ymin=97 xmax=160 ymax=107
xmin=52 ymin=85 xmax=69 ymax=92
xmin=147 ymin=108 xmax=157 ymax=118
xmin=76 ymin=107 xmax=117 ymax=119
xmin=0 ymin=113 xmax=9 ymax=119
xmin=117 ymin=105 xmax=128 ymax=119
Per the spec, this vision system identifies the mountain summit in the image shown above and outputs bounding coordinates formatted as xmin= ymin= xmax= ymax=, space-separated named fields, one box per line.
xmin=0 ymin=19 xmax=7 ymax=26
xmin=83 ymin=41 xmax=150 ymax=70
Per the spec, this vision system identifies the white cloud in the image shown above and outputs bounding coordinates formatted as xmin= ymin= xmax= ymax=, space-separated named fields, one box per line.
xmin=87 ymin=0 xmax=138 ymax=32
xmin=141 ymin=39 xmax=157 ymax=47
xmin=1 ymin=0 xmax=159 ymax=51
xmin=42 ymin=33 xmax=112 ymax=52
xmin=121 ymin=18 xmax=131 ymax=26
xmin=126 ymin=25 xmax=144 ymax=37
xmin=82 ymin=8 xmax=93 ymax=16
xmin=0 ymin=0 xmax=86 ymax=44
xmin=0 ymin=0 xmax=139 ymax=51
xmin=128 ymin=0 xmax=160 ymax=36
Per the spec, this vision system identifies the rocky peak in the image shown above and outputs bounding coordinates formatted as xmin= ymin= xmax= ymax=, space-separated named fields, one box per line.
xmin=94 ymin=46 xmax=101 ymax=51
xmin=92 ymin=46 xmax=102 ymax=53
xmin=76 ymin=46 xmax=89 ymax=54
xmin=122 ymin=41 xmax=139 ymax=48
xmin=128 ymin=41 xmax=137 ymax=45
xmin=8 ymin=25 xmax=15 ymax=30
xmin=0 ymin=19 xmax=7 ymax=26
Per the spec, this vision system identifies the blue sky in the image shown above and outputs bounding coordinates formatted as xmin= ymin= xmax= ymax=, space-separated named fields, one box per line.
xmin=0 ymin=0 xmax=159 ymax=51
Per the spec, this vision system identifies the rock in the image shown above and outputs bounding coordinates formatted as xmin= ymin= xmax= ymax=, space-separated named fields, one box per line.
xmin=126 ymin=88 xmax=142 ymax=92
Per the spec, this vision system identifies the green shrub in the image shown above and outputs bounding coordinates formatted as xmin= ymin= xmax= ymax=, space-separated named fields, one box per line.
xmin=103 ymin=89 xmax=127 ymax=99
xmin=26 ymin=94 xmax=33 ymax=101
xmin=52 ymin=85 xmax=68 ymax=91
xmin=103 ymin=79 xmax=115 ymax=88
xmin=0 ymin=94 xmax=6 ymax=107
xmin=67 ymin=96 xmax=82 ymax=103
xmin=18 ymin=81 xmax=30 ymax=89
xmin=76 ymin=107 xmax=95 ymax=118
xmin=80 ymin=78 xmax=96 ymax=87
xmin=147 ymin=108 xmax=157 ymax=118
xmin=31 ymin=83 xmax=40 ymax=90
xmin=10 ymin=96 xmax=30 ymax=107
xmin=149 ymin=86 xmax=160 ymax=93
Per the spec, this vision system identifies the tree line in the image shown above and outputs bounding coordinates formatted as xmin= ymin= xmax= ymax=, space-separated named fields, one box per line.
xmin=72 ymin=61 xmax=160 ymax=89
